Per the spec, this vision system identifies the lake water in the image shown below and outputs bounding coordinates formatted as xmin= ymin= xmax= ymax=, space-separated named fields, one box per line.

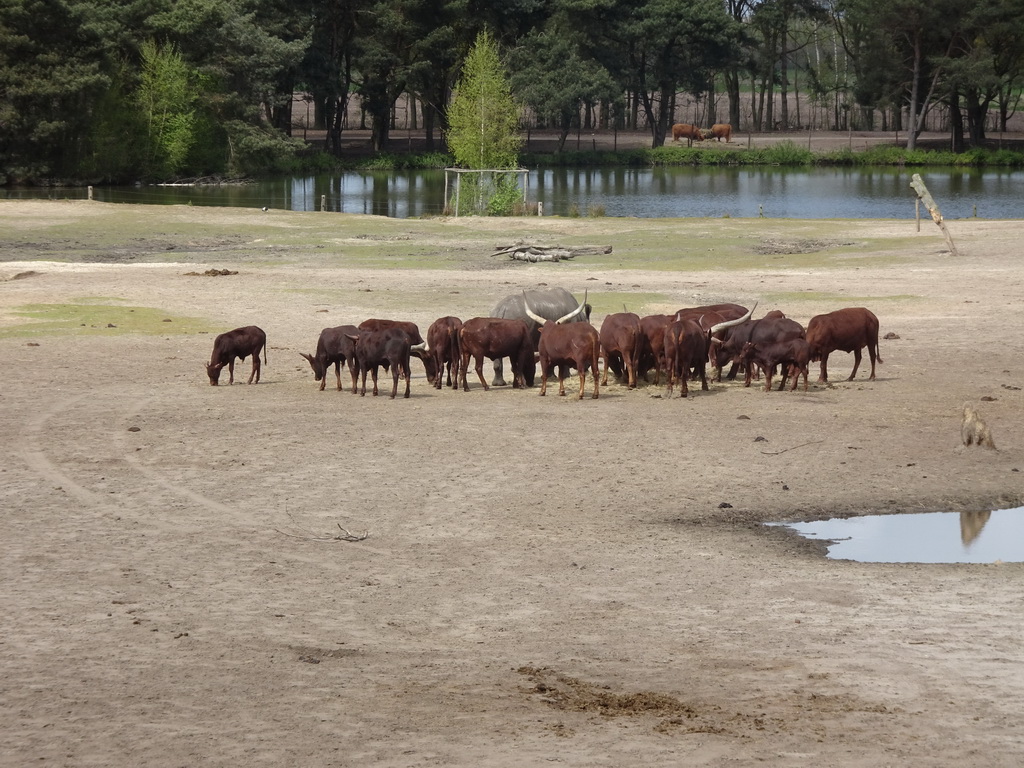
xmin=4 ymin=166 xmax=1023 ymax=219
xmin=770 ymin=507 xmax=1024 ymax=563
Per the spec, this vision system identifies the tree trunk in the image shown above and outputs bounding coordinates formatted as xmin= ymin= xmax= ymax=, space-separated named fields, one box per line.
xmin=906 ymin=33 xmax=922 ymax=151
xmin=725 ymin=67 xmax=741 ymax=129
xmin=949 ymin=89 xmax=965 ymax=152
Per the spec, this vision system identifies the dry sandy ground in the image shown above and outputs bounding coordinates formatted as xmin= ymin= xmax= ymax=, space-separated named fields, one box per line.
xmin=1 ymin=201 xmax=1023 ymax=766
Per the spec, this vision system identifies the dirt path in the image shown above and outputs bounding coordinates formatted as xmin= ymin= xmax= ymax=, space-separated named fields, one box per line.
xmin=1 ymin=201 xmax=1022 ymax=766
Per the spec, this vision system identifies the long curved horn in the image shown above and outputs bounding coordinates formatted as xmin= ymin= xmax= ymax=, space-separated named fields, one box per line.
xmin=410 ymin=341 xmax=427 ymax=351
xmin=555 ymin=289 xmax=588 ymax=324
xmin=523 ymin=291 xmax=547 ymax=325
xmin=709 ymin=301 xmax=757 ymax=335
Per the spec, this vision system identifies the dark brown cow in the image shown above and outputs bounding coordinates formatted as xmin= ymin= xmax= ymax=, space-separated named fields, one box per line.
xmin=663 ymin=310 xmax=754 ymax=396
xmin=347 ymin=327 xmax=412 ymax=398
xmin=458 ymin=317 xmax=535 ymax=391
xmin=805 ymin=308 xmax=882 ymax=382
xmin=599 ymin=312 xmax=642 ymax=388
xmin=206 ymin=325 xmax=267 ymax=386
xmin=709 ymin=308 xmax=803 ymax=384
xmin=663 ymin=318 xmax=709 ymax=397
xmin=300 ymin=325 xmax=359 ymax=391
xmin=637 ymin=314 xmax=675 ymax=385
xmin=426 ymin=316 xmax=463 ymax=390
xmin=525 ymin=295 xmax=600 ymax=399
xmin=737 ymin=338 xmax=812 ymax=392
xmin=358 ymin=318 xmax=435 ymax=382
xmin=709 ymin=123 xmax=732 ymax=142
xmin=671 ymin=123 xmax=703 ymax=146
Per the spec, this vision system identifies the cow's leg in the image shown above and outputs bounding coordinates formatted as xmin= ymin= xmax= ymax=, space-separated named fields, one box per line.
xmin=577 ymin=369 xmax=586 ymax=400
xmin=698 ymin=363 xmax=708 ymax=391
xmin=334 ymin=362 xmax=342 ymax=391
xmin=848 ymin=348 xmax=862 ymax=380
xmin=403 ymin=362 xmax=411 ymax=398
xmin=601 ymin=352 xmax=610 ymax=386
xmin=249 ymin=354 xmax=261 ymax=384
xmin=538 ymin=362 xmax=549 ymax=396
xmin=359 ymin=367 xmax=368 ymax=396
xmin=867 ymin=344 xmax=877 ymax=380
xmin=475 ymin=356 xmax=489 ymax=391
xmin=227 ymin=358 xmax=236 ymax=385
xmin=817 ymin=355 xmax=830 ymax=383
xmin=349 ymin=362 xmax=359 ymax=394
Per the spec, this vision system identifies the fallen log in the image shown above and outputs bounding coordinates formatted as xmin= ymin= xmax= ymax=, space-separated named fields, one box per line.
xmin=491 ymin=242 xmax=612 ymax=262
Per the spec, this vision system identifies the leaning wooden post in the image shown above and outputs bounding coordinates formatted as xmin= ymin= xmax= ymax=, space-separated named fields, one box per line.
xmin=910 ymin=173 xmax=958 ymax=256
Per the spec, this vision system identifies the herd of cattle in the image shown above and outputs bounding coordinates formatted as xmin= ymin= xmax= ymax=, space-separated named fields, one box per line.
xmin=204 ymin=286 xmax=882 ymax=400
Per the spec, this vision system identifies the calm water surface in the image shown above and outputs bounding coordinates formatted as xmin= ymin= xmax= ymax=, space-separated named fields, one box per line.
xmin=771 ymin=507 xmax=1024 ymax=563
xmin=4 ymin=167 xmax=1023 ymax=219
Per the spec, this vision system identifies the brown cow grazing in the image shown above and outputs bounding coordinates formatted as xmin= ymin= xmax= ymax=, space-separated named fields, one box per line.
xmin=300 ymin=325 xmax=359 ymax=391
xmin=805 ymin=307 xmax=881 ymax=383
xmin=599 ymin=312 xmax=643 ymax=388
xmin=709 ymin=123 xmax=732 ymax=142
xmin=358 ymin=318 xmax=435 ymax=382
xmin=737 ymin=338 xmax=812 ymax=392
xmin=206 ymin=326 xmax=267 ymax=386
xmin=671 ymin=123 xmax=703 ymax=146
xmin=458 ymin=317 xmax=535 ymax=391
xmin=525 ymin=294 xmax=600 ymax=399
xmin=426 ymin=316 xmax=463 ymax=389
xmin=347 ymin=327 xmax=412 ymax=398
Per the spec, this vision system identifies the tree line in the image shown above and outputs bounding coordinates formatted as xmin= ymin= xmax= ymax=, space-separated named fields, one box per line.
xmin=2 ymin=0 xmax=1022 ymax=183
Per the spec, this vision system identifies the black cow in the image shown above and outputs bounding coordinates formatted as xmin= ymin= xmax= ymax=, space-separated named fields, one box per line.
xmin=206 ymin=326 xmax=267 ymax=386
xmin=347 ymin=327 xmax=412 ymax=398
xmin=300 ymin=325 xmax=359 ymax=391
xmin=737 ymin=338 xmax=812 ymax=392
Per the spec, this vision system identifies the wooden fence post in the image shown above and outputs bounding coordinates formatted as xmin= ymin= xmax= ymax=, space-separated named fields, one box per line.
xmin=910 ymin=173 xmax=958 ymax=256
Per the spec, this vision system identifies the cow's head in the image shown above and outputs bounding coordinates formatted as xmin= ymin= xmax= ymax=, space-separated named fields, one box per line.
xmin=299 ymin=352 xmax=325 ymax=381
xmin=206 ymin=362 xmax=225 ymax=385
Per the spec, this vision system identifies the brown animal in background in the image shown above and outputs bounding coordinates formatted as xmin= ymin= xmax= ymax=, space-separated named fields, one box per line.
xmin=709 ymin=124 xmax=733 ymax=142
xmin=458 ymin=317 xmax=535 ymax=391
xmin=671 ymin=123 xmax=703 ymax=146
xmin=206 ymin=325 xmax=267 ymax=386
xmin=961 ymin=403 xmax=996 ymax=449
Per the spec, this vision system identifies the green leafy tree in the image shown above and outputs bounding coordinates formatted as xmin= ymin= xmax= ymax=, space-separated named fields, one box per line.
xmin=446 ymin=30 xmax=522 ymax=169
xmin=137 ymin=40 xmax=199 ymax=178
xmin=445 ymin=31 xmax=523 ymax=215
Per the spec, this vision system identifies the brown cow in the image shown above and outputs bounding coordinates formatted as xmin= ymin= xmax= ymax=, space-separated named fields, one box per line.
xmin=599 ymin=312 xmax=643 ymax=388
xmin=525 ymin=294 xmax=600 ymax=399
xmin=737 ymin=338 xmax=812 ymax=392
xmin=637 ymin=314 xmax=675 ymax=385
xmin=671 ymin=123 xmax=703 ymax=146
xmin=426 ymin=316 xmax=463 ymax=389
xmin=663 ymin=309 xmax=754 ymax=396
xmin=709 ymin=123 xmax=732 ymax=142
xmin=301 ymin=325 xmax=359 ymax=392
xmin=663 ymin=318 xmax=709 ymax=397
xmin=206 ymin=325 xmax=267 ymax=386
xmin=805 ymin=308 xmax=882 ymax=382
xmin=458 ymin=317 xmax=536 ymax=391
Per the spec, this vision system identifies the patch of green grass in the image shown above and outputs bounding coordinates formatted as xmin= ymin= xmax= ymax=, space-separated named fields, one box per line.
xmin=1 ymin=302 xmax=214 ymax=339
xmin=763 ymin=291 xmax=919 ymax=304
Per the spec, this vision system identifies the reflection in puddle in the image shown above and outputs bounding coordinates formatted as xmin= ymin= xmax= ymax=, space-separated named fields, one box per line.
xmin=772 ymin=507 xmax=1024 ymax=563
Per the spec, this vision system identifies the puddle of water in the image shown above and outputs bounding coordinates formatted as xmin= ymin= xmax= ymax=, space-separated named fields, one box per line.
xmin=770 ymin=507 xmax=1024 ymax=563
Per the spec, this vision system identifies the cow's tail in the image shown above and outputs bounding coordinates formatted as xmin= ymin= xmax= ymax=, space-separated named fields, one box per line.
xmin=264 ymin=343 xmax=269 ymax=366
xmin=875 ymin=337 xmax=883 ymax=365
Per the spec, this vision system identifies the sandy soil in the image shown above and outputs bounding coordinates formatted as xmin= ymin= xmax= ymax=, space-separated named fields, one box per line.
xmin=1 ymin=201 xmax=1023 ymax=766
